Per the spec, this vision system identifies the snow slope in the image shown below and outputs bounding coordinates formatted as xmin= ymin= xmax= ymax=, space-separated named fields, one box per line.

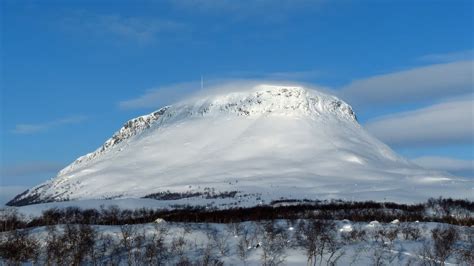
xmin=8 ymin=85 xmax=473 ymax=206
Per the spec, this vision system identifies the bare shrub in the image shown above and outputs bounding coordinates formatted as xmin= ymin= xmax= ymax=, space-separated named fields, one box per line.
xmin=416 ymin=226 xmax=460 ymax=266
xmin=171 ymin=229 xmax=189 ymax=261
xmin=207 ymin=227 xmax=231 ymax=257
xmin=237 ymin=227 xmax=252 ymax=265
xmin=455 ymin=227 xmax=474 ymax=265
xmin=369 ymin=240 xmax=397 ymax=266
xmin=431 ymin=226 xmax=459 ymax=265
xmin=417 ymin=240 xmax=437 ymax=266
xmin=341 ymin=226 xmax=367 ymax=243
xmin=401 ymin=223 xmax=421 ymax=240
xmin=378 ymin=227 xmax=399 ymax=244
xmin=132 ymin=229 xmax=146 ymax=265
xmin=144 ymin=224 xmax=169 ymax=265
xmin=0 ymin=208 xmax=26 ymax=232
xmin=196 ymin=242 xmax=224 ymax=266
xmin=297 ymin=219 xmax=341 ymax=266
xmin=45 ymin=225 xmax=62 ymax=265
xmin=119 ymin=224 xmax=138 ymax=265
xmin=260 ymin=221 xmax=287 ymax=266
xmin=75 ymin=224 xmax=98 ymax=264
xmin=325 ymin=232 xmax=345 ymax=266
xmin=95 ymin=233 xmax=116 ymax=265
xmin=368 ymin=227 xmax=399 ymax=266
xmin=0 ymin=228 xmax=39 ymax=264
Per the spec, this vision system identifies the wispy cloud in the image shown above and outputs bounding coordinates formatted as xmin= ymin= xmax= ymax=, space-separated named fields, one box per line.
xmin=1 ymin=161 xmax=64 ymax=177
xmin=412 ymin=156 xmax=473 ymax=178
xmin=171 ymin=0 xmax=318 ymax=12
xmin=339 ymin=60 xmax=473 ymax=109
xmin=118 ymin=81 xmax=201 ymax=110
xmin=364 ymin=98 xmax=473 ymax=147
xmin=262 ymin=70 xmax=322 ymax=80
xmin=12 ymin=115 xmax=87 ymax=134
xmin=0 ymin=186 xmax=29 ymax=206
xmin=170 ymin=0 xmax=325 ymax=22
xmin=118 ymin=70 xmax=322 ymax=110
xmin=63 ymin=12 xmax=187 ymax=43
xmin=418 ymin=49 xmax=473 ymax=63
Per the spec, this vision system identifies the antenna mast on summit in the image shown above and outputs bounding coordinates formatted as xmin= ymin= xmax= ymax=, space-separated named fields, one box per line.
xmin=201 ymin=75 xmax=204 ymax=90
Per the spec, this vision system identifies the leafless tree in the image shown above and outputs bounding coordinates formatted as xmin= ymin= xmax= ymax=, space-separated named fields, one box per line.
xmin=367 ymin=227 xmax=399 ymax=266
xmin=297 ymin=219 xmax=337 ymax=266
xmin=431 ymin=226 xmax=459 ymax=266
xmin=93 ymin=233 xmax=115 ymax=265
xmin=44 ymin=225 xmax=59 ymax=265
xmin=119 ymin=224 xmax=138 ymax=265
xmin=196 ymin=242 xmax=223 ymax=266
xmin=226 ymin=222 xmax=243 ymax=237
xmin=455 ymin=227 xmax=474 ymax=265
xmin=0 ymin=228 xmax=39 ymax=264
xmin=237 ymin=227 xmax=252 ymax=265
xmin=369 ymin=240 xmax=396 ymax=266
xmin=260 ymin=221 xmax=287 ymax=266
xmin=75 ymin=223 xmax=98 ymax=264
xmin=380 ymin=227 xmax=399 ymax=243
xmin=401 ymin=223 xmax=421 ymax=240
xmin=171 ymin=229 xmax=189 ymax=262
xmin=417 ymin=240 xmax=437 ymax=266
xmin=325 ymin=232 xmax=345 ymax=266
xmin=132 ymin=229 xmax=146 ymax=265
xmin=0 ymin=208 xmax=26 ymax=232
xmin=144 ymin=224 xmax=169 ymax=265
xmin=207 ymin=227 xmax=231 ymax=257
xmin=44 ymin=223 xmax=97 ymax=265
xmin=341 ymin=226 xmax=367 ymax=244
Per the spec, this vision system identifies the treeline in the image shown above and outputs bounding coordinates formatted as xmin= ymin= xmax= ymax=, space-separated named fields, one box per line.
xmin=143 ymin=190 xmax=238 ymax=200
xmin=1 ymin=197 xmax=472 ymax=232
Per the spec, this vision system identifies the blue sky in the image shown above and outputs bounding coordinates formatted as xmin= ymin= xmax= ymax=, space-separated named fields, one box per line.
xmin=1 ymin=0 xmax=473 ymax=199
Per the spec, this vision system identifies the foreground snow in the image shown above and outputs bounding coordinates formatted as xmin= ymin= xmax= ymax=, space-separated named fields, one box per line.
xmin=9 ymin=85 xmax=473 ymax=206
xmin=4 ymin=219 xmax=472 ymax=265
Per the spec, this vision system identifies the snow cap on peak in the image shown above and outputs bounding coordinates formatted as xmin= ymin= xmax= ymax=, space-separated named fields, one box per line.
xmin=170 ymin=83 xmax=357 ymax=121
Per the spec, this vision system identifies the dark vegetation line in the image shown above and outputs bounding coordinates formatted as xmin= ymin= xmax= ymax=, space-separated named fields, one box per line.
xmin=143 ymin=190 xmax=239 ymax=200
xmin=2 ymin=197 xmax=472 ymax=232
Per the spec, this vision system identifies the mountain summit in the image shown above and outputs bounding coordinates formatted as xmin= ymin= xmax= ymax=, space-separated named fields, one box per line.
xmin=8 ymin=85 xmax=472 ymax=206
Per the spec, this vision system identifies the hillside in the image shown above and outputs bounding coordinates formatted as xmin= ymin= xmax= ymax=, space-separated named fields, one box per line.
xmin=8 ymin=85 xmax=473 ymax=206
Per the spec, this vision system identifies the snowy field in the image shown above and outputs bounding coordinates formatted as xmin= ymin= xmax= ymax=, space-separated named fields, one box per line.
xmin=2 ymin=218 xmax=473 ymax=265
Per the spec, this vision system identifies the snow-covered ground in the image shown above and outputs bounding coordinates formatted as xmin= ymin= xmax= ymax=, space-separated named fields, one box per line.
xmin=3 ymin=219 xmax=472 ymax=265
xmin=9 ymin=85 xmax=472 ymax=206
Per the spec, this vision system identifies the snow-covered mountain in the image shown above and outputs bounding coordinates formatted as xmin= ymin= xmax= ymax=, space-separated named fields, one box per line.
xmin=8 ymin=85 xmax=473 ymax=206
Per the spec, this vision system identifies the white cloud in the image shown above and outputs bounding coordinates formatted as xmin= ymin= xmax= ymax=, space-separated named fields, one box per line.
xmin=63 ymin=12 xmax=186 ymax=43
xmin=0 ymin=186 xmax=29 ymax=206
xmin=263 ymin=70 xmax=322 ymax=80
xmin=418 ymin=49 xmax=473 ymax=63
xmin=118 ymin=81 xmax=201 ymax=110
xmin=412 ymin=156 xmax=473 ymax=178
xmin=339 ymin=60 xmax=473 ymax=108
xmin=170 ymin=0 xmax=324 ymax=16
xmin=0 ymin=161 xmax=65 ymax=205
xmin=118 ymin=69 xmax=322 ymax=110
xmin=1 ymin=161 xmax=64 ymax=177
xmin=364 ymin=98 xmax=474 ymax=147
xmin=12 ymin=115 xmax=87 ymax=134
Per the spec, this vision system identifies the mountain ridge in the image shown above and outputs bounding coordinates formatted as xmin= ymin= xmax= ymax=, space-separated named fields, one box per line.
xmin=63 ymin=85 xmax=358 ymax=175
xmin=8 ymin=85 xmax=472 ymax=207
